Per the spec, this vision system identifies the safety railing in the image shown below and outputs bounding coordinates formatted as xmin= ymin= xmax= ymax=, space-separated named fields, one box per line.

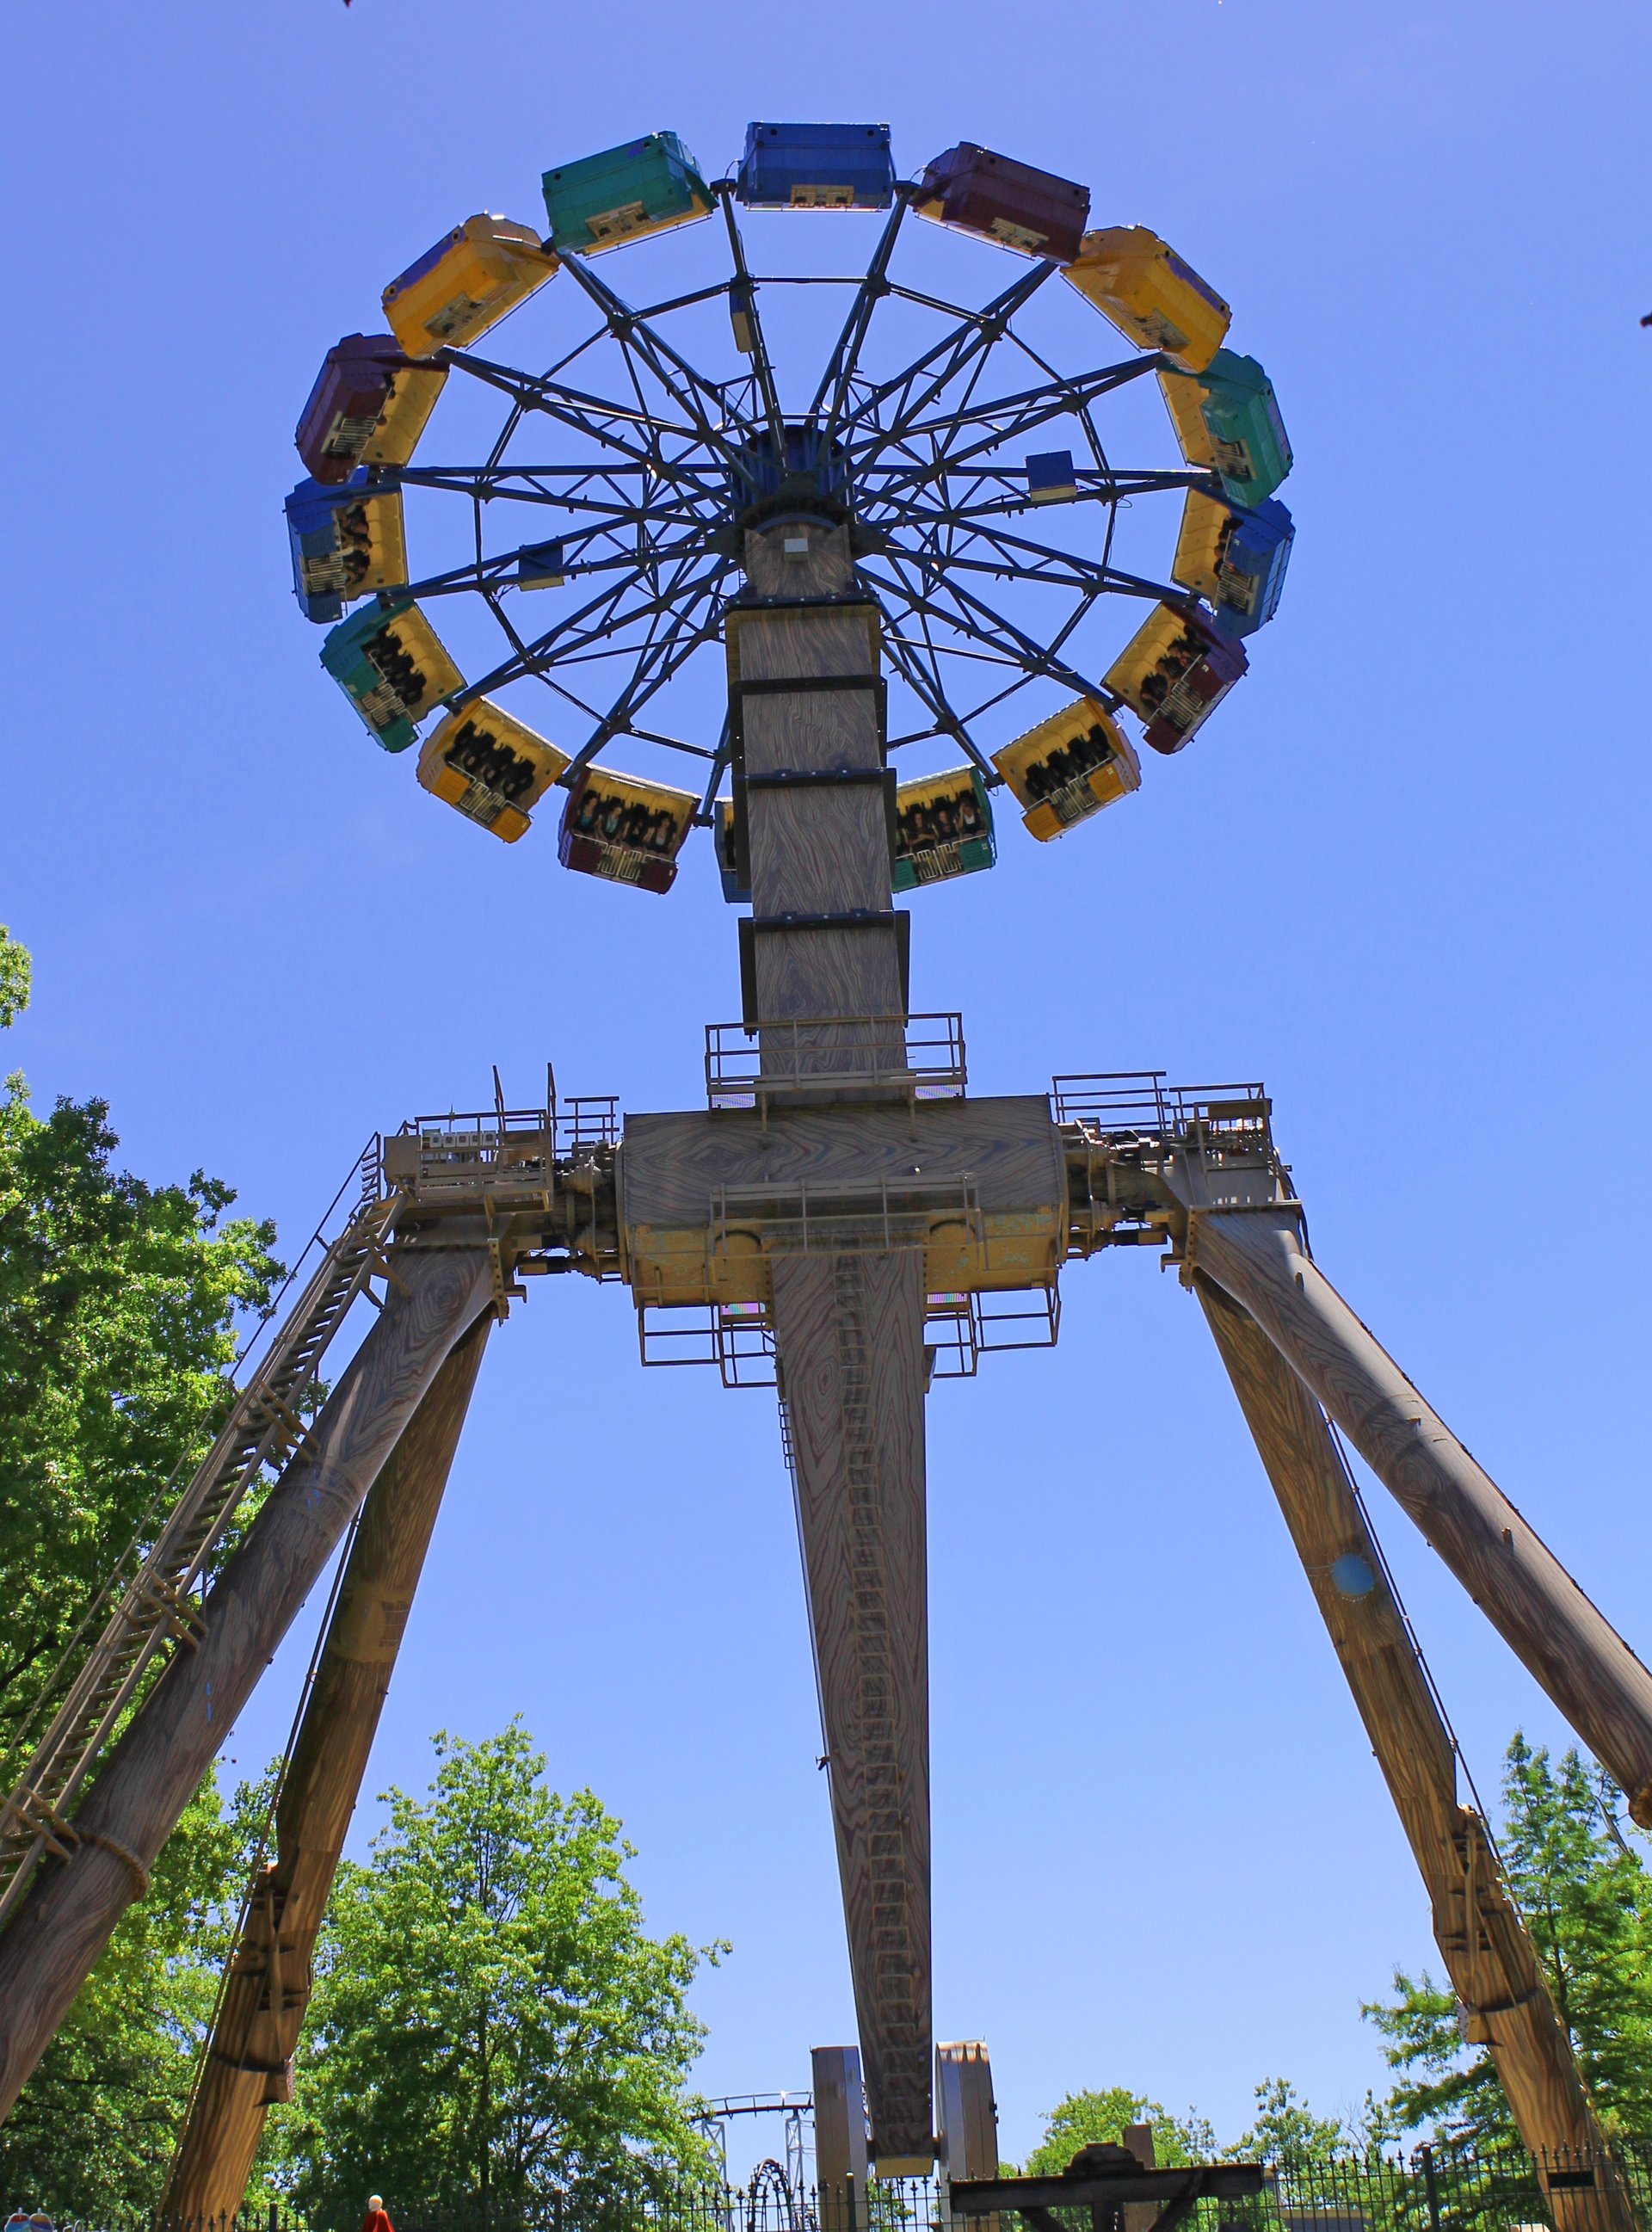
xmin=706 ymin=1014 xmax=967 ymax=1115
xmin=712 ymin=1175 xmax=982 ymax=1264
xmin=1051 ymin=1071 xmax=1270 ymax=1138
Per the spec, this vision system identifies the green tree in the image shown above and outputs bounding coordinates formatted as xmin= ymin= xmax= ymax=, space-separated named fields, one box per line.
xmin=0 ymin=1768 xmax=249 ymax=2218
xmin=277 ymin=1723 xmax=718 ymax=2223
xmin=1364 ymin=1735 xmax=1652 ymax=2143
xmin=0 ymin=929 xmax=279 ymax=1753
xmin=0 ymin=928 xmax=283 ymax=2213
xmin=0 ymin=926 xmax=29 ymax=1030
xmin=1227 ymin=2078 xmax=1347 ymax=2161
xmin=1019 ymin=2087 xmax=1217 ymax=2175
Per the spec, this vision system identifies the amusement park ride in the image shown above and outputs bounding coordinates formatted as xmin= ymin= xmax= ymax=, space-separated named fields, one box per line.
xmin=2 ymin=119 xmax=1651 ymax=2232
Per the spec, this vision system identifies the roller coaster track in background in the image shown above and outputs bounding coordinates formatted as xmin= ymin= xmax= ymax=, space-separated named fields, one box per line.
xmin=0 ymin=1141 xmax=395 ymax=1930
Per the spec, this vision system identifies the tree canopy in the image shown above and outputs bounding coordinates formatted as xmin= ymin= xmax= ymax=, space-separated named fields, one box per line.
xmin=0 ymin=930 xmax=280 ymax=1755
xmin=275 ymin=1723 xmax=718 ymax=2223
xmin=1363 ymin=1735 xmax=1652 ymax=2143
xmin=1015 ymin=2087 xmax=1217 ymax=2175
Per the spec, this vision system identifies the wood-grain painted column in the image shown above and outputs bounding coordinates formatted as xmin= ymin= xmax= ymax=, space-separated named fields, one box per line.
xmin=1199 ymin=1278 xmax=1631 ymax=2227
xmin=774 ymin=1248 xmax=930 ymax=2168
xmin=160 ymin=1309 xmax=490 ymax=2222
xmin=0 ymin=1243 xmax=494 ymax=2124
xmin=735 ymin=521 xmax=903 ymax=1081
xmin=1190 ymin=1207 xmax=1652 ymax=1824
xmin=735 ymin=516 xmax=933 ymax=2166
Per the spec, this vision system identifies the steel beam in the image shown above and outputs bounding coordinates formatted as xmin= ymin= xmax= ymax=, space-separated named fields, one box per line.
xmin=159 ymin=1309 xmax=491 ymax=2222
xmin=1199 ymin=1275 xmax=1631 ymax=2225
xmin=1189 ymin=1206 xmax=1652 ymax=1824
xmin=0 ymin=1242 xmax=494 ymax=2124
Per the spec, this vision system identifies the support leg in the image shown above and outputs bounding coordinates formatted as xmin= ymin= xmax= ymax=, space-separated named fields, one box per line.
xmin=813 ymin=2043 xmax=870 ymax=2232
xmin=1199 ymin=1276 xmax=1633 ymax=2230
xmin=775 ymin=1250 xmax=932 ymax=2171
xmin=1190 ymin=1208 xmax=1652 ymax=1822
xmin=160 ymin=1308 xmax=491 ymax=2221
xmin=0 ymin=1242 xmax=494 ymax=2124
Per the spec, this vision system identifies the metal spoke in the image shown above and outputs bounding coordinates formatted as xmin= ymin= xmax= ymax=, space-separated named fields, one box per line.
xmin=716 ymin=185 xmax=787 ymax=462
xmin=807 ymin=190 xmax=912 ymax=435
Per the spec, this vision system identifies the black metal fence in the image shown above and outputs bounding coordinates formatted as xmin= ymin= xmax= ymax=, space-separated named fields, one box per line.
xmin=45 ymin=2148 xmax=1652 ymax=2232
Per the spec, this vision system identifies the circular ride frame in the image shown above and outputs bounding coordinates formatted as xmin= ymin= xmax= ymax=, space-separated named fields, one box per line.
xmin=376 ymin=181 xmax=1217 ymax=817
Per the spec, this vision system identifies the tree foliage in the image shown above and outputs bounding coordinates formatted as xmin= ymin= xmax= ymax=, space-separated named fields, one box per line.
xmin=276 ymin=1724 xmax=717 ymax=2223
xmin=0 ymin=928 xmax=282 ymax=2211
xmin=0 ymin=940 xmax=280 ymax=1752
xmin=1017 ymin=2087 xmax=1217 ymax=2176
xmin=1364 ymin=1735 xmax=1652 ymax=2143
xmin=0 ymin=926 xmax=29 ymax=1032
xmin=1227 ymin=2078 xmax=1347 ymax=2161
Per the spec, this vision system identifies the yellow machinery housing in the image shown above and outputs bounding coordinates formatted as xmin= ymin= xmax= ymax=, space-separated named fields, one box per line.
xmin=992 ymin=698 xmax=1141 ymax=841
xmin=417 ymin=700 xmax=570 ymax=842
xmin=383 ymin=215 xmax=558 ymax=358
xmin=1064 ymin=225 xmax=1230 ymax=370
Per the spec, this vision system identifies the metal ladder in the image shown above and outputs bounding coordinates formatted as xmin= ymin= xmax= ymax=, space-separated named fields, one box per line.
xmin=0 ymin=1148 xmax=398 ymax=1933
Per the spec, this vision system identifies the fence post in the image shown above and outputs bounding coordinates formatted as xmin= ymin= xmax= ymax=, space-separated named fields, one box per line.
xmin=1420 ymin=2145 xmax=1443 ymax=2232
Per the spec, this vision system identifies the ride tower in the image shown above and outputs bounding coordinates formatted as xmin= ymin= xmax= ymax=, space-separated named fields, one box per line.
xmin=0 ymin=120 xmax=1648 ymax=2232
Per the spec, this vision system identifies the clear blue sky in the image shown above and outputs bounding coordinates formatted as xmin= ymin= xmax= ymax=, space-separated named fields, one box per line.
xmin=5 ymin=0 xmax=1651 ymax=2167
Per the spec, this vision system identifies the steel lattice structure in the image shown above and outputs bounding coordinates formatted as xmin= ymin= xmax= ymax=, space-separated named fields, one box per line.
xmin=325 ymin=186 xmax=1241 ymax=830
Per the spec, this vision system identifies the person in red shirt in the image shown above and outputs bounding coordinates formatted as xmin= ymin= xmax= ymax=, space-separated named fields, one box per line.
xmin=361 ymin=2196 xmax=394 ymax=2232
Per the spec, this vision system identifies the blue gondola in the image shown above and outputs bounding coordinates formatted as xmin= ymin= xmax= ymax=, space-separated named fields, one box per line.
xmin=736 ymin=123 xmax=896 ymax=210
xmin=1171 ymin=492 xmax=1294 ymax=638
xmin=285 ymin=473 xmax=408 ymax=623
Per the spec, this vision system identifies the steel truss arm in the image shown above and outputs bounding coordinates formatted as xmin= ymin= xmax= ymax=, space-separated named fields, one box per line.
xmin=1188 ymin=1207 xmax=1652 ymax=1825
xmin=852 ymin=354 xmax=1167 ymax=489
xmin=1198 ymin=1274 xmax=1630 ymax=2214
xmin=862 ymin=557 xmax=1113 ymax=708
xmin=0 ymin=1243 xmax=496 ymax=2124
xmin=835 ymin=259 xmax=1055 ymax=456
xmin=444 ymin=352 xmax=718 ymax=483
xmin=554 ymin=251 xmax=757 ymax=490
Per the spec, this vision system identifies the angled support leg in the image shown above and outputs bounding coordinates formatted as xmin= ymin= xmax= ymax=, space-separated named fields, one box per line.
xmin=1199 ymin=1276 xmax=1632 ymax=2228
xmin=1189 ymin=1206 xmax=1652 ymax=1823
xmin=159 ymin=1308 xmax=491 ymax=2222
xmin=775 ymin=1250 xmax=932 ymax=2172
xmin=0 ymin=1242 xmax=495 ymax=2125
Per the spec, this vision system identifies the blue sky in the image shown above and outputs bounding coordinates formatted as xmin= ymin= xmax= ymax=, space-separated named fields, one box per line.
xmin=5 ymin=0 xmax=1652 ymax=2167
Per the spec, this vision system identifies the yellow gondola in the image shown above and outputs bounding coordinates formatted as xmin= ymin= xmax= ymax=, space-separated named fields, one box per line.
xmin=1064 ymin=225 xmax=1230 ymax=371
xmin=992 ymin=699 xmax=1141 ymax=841
xmin=417 ymin=700 xmax=570 ymax=843
xmin=382 ymin=215 xmax=558 ymax=359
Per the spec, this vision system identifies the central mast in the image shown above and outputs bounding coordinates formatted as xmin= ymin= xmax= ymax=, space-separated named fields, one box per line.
xmin=729 ymin=511 xmax=933 ymax=2171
